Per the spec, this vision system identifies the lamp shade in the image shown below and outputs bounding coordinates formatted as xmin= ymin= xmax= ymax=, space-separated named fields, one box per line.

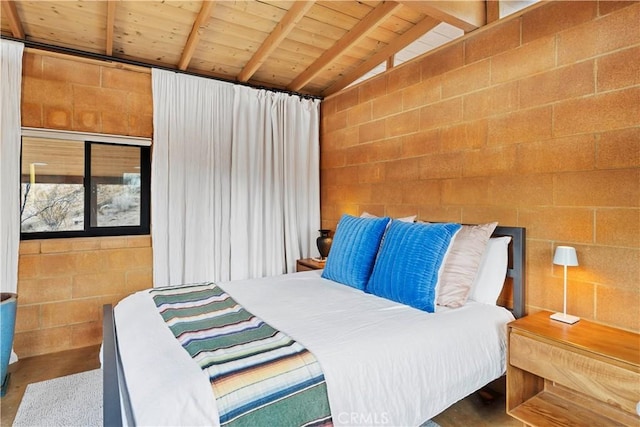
xmin=553 ymin=246 xmax=578 ymax=266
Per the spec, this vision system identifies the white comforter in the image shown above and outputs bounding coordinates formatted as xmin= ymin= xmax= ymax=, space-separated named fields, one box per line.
xmin=114 ymin=270 xmax=514 ymax=426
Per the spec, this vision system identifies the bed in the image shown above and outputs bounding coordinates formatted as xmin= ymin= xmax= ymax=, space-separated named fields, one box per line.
xmin=103 ymin=221 xmax=526 ymax=427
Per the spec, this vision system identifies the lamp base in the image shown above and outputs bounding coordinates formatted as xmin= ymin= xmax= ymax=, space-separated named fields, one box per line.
xmin=550 ymin=312 xmax=580 ymax=324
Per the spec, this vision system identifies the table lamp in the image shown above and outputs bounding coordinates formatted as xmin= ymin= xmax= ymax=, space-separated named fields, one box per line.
xmin=551 ymin=246 xmax=580 ymax=324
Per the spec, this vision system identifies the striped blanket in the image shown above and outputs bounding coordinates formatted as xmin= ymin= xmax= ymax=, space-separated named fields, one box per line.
xmin=150 ymin=283 xmax=333 ymax=427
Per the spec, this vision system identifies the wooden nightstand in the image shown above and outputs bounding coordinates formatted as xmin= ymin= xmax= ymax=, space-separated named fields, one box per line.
xmin=507 ymin=310 xmax=640 ymax=426
xmin=296 ymin=258 xmax=326 ymax=272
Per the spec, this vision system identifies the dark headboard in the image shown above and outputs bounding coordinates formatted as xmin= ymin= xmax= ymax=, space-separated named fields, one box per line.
xmin=492 ymin=226 xmax=526 ymax=319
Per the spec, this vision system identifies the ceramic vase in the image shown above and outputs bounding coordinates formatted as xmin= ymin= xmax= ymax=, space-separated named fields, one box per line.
xmin=316 ymin=229 xmax=333 ymax=259
xmin=0 ymin=293 xmax=17 ymax=397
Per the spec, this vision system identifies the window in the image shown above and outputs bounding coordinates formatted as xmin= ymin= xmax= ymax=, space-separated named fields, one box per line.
xmin=20 ymin=137 xmax=150 ymax=239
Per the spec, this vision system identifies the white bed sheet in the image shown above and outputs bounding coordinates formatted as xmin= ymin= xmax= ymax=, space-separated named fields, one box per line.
xmin=114 ymin=270 xmax=514 ymax=426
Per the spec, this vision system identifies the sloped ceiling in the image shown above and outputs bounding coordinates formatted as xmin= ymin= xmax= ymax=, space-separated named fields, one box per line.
xmin=2 ymin=1 xmax=503 ymax=97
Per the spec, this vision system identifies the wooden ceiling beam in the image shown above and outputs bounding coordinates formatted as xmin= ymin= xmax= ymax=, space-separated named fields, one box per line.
xmin=237 ymin=1 xmax=315 ymax=83
xmin=486 ymin=0 xmax=500 ymax=24
xmin=178 ymin=0 xmax=216 ymax=71
xmin=386 ymin=54 xmax=395 ymax=70
xmin=105 ymin=0 xmax=117 ymax=56
xmin=324 ymin=16 xmax=440 ymax=96
xmin=398 ymin=1 xmax=485 ymax=32
xmin=287 ymin=1 xmax=402 ymax=92
xmin=2 ymin=0 xmax=25 ymax=39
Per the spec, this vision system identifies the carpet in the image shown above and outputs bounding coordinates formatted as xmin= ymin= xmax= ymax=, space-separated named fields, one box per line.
xmin=13 ymin=369 xmax=102 ymax=427
xmin=12 ymin=368 xmax=440 ymax=427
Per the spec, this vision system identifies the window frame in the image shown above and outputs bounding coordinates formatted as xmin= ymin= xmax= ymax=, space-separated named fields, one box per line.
xmin=20 ymin=138 xmax=151 ymax=240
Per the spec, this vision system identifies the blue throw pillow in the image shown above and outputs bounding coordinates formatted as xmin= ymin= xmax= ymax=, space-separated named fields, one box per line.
xmin=366 ymin=221 xmax=462 ymax=312
xmin=321 ymin=214 xmax=391 ymax=290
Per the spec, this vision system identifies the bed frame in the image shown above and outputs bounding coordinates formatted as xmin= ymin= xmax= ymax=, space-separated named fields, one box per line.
xmin=102 ymin=225 xmax=526 ymax=426
xmin=491 ymin=225 xmax=527 ymax=319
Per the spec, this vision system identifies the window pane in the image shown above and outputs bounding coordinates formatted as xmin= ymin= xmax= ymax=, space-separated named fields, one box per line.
xmin=21 ymin=138 xmax=84 ymax=233
xmin=91 ymin=144 xmax=141 ymax=227
xmin=20 ymin=135 xmax=149 ymax=239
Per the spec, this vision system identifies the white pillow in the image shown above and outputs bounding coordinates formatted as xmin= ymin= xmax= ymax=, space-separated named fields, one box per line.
xmin=360 ymin=211 xmax=416 ymax=223
xmin=468 ymin=236 xmax=511 ymax=305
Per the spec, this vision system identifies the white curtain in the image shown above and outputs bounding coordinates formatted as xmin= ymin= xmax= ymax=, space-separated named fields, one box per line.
xmin=152 ymin=70 xmax=233 ymax=286
xmin=152 ymin=70 xmax=320 ymax=286
xmin=230 ymin=86 xmax=320 ymax=279
xmin=1 ymin=39 xmax=24 ymax=365
xmin=0 ymin=40 xmax=24 ymax=295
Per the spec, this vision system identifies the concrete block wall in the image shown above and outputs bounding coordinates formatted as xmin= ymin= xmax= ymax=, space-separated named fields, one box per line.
xmin=16 ymin=237 xmax=152 ymax=356
xmin=21 ymin=51 xmax=152 ymax=136
xmin=320 ymin=1 xmax=639 ymax=331
xmin=16 ymin=50 xmax=154 ymax=357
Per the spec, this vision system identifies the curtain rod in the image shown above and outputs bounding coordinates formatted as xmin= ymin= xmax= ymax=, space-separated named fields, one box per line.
xmin=1 ymin=35 xmax=323 ymax=101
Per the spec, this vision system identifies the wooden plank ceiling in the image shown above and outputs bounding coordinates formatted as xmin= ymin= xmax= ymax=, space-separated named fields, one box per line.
xmin=1 ymin=1 xmax=496 ymax=97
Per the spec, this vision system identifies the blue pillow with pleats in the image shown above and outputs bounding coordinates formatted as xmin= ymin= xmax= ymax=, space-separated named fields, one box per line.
xmin=366 ymin=221 xmax=462 ymax=312
xmin=322 ymin=214 xmax=391 ymax=290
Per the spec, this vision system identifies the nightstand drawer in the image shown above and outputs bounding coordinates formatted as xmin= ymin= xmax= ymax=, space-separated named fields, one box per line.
xmin=510 ymin=331 xmax=640 ymax=415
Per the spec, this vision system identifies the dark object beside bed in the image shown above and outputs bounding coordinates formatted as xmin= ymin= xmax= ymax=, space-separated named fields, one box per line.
xmin=102 ymin=225 xmax=526 ymax=427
